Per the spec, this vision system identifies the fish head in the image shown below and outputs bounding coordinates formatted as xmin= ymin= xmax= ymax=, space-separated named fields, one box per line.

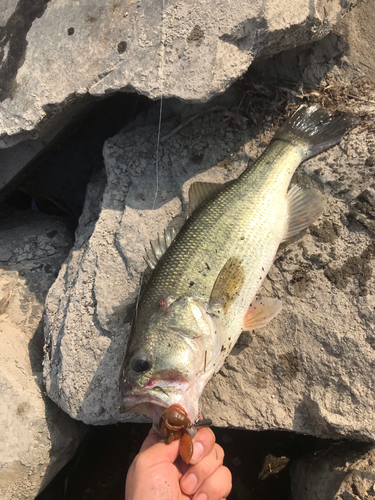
xmin=119 ymin=295 xmax=223 ymax=427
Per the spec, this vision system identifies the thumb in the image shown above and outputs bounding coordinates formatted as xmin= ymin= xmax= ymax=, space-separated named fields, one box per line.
xmin=139 ymin=426 xmax=181 ymax=465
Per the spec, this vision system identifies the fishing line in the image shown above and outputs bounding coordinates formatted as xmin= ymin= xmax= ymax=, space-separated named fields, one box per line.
xmin=152 ymin=0 xmax=165 ymax=211
xmin=152 ymin=404 xmax=164 ymax=418
xmin=135 ymin=0 xmax=165 ymax=322
xmin=134 ymin=271 xmax=143 ymax=324
xmin=154 ymin=386 xmax=170 ymax=398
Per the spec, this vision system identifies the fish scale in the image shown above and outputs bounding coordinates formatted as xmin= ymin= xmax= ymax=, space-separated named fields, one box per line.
xmin=119 ymin=104 xmax=359 ymax=429
xmin=137 ymin=141 xmax=298 ymax=339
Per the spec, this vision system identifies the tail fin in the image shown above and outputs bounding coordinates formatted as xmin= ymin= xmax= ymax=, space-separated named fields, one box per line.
xmin=273 ymin=104 xmax=361 ymax=159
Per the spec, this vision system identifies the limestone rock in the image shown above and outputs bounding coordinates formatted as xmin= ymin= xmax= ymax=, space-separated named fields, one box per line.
xmin=44 ymin=83 xmax=375 ymax=440
xmin=0 ymin=212 xmax=84 ymax=500
xmin=0 ymin=0 xmax=358 ymax=152
xmin=0 ymin=139 xmax=46 ymax=193
xmin=290 ymin=443 xmax=375 ymax=500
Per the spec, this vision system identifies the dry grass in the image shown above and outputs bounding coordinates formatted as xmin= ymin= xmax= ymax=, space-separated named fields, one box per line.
xmin=234 ymin=74 xmax=375 ymax=136
xmin=161 ymin=76 xmax=375 ymax=144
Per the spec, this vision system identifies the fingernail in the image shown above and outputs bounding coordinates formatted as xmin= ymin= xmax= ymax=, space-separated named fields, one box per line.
xmin=195 ymin=493 xmax=208 ymax=500
xmin=190 ymin=441 xmax=204 ymax=463
xmin=181 ymin=473 xmax=198 ymax=494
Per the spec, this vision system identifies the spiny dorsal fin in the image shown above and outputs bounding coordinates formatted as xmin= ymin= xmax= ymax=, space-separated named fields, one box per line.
xmin=243 ymin=296 xmax=282 ymax=330
xmin=209 ymin=257 xmax=245 ymax=314
xmin=283 ymin=185 xmax=325 ymax=241
xmin=189 ymin=181 xmax=224 ymax=213
xmin=144 ymin=227 xmax=177 ymax=269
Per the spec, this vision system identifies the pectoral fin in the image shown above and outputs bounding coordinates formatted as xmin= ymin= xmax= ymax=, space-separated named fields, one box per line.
xmin=243 ymin=296 xmax=282 ymax=330
xmin=209 ymin=257 xmax=245 ymax=314
xmin=283 ymin=185 xmax=325 ymax=241
xmin=189 ymin=182 xmax=224 ymax=213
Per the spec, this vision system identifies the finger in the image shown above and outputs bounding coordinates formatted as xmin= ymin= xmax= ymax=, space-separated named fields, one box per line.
xmin=180 ymin=443 xmax=224 ymax=495
xmin=138 ymin=427 xmax=181 ymax=466
xmin=193 ymin=465 xmax=232 ymax=500
xmin=139 ymin=427 xmax=162 ymax=452
xmin=190 ymin=427 xmax=216 ymax=465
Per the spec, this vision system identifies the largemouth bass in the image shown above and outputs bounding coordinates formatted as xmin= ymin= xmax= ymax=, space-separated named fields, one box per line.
xmin=119 ymin=104 xmax=358 ymax=430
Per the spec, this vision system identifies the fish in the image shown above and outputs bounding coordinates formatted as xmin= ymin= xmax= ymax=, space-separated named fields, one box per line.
xmin=118 ymin=104 xmax=359 ymax=432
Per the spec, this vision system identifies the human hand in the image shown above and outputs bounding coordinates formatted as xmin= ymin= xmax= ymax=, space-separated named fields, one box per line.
xmin=125 ymin=426 xmax=232 ymax=500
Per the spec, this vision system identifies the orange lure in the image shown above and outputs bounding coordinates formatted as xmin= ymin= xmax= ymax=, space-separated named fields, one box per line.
xmin=160 ymin=404 xmax=194 ymax=464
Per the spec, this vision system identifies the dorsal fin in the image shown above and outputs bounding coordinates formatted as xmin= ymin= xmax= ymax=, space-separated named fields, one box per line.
xmin=189 ymin=182 xmax=224 ymax=213
xmin=144 ymin=227 xmax=178 ymax=269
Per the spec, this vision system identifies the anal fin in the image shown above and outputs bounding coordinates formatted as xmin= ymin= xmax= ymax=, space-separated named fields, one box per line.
xmin=243 ymin=296 xmax=282 ymax=330
xmin=283 ymin=185 xmax=325 ymax=241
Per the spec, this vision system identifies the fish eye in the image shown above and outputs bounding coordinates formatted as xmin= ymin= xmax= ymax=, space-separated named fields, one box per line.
xmin=131 ymin=355 xmax=151 ymax=373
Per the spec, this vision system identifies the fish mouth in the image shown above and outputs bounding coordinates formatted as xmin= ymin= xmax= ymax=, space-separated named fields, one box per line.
xmin=119 ymin=389 xmax=183 ymax=434
xmin=119 ymin=393 xmax=169 ymax=418
xmin=119 ymin=382 xmax=199 ymax=428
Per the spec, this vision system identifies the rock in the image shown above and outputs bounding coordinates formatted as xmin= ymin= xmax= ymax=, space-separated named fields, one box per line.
xmin=44 ymin=65 xmax=375 ymax=441
xmin=0 ymin=139 xmax=46 ymax=193
xmin=290 ymin=443 xmax=375 ymax=500
xmin=0 ymin=0 xmax=358 ymax=152
xmin=337 ymin=0 xmax=375 ymax=84
xmin=0 ymin=92 xmax=152 ymax=218
xmin=0 ymin=212 xmax=84 ymax=500
xmin=0 ymin=93 xmax=93 ymax=195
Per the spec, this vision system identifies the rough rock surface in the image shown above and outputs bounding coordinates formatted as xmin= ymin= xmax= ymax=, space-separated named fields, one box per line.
xmin=44 ymin=71 xmax=375 ymax=440
xmin=0 ymin=0 xmax=357 ymax=152
xmin=0 ymin=138 xmax=46 ymax=193
xmin=290 ymin=443 xmax=375 ymax=500
xmin=0 ymin=212 xmax=84 ymax=500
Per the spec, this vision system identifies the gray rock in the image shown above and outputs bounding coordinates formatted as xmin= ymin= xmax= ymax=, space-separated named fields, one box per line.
xmin=0 ymin=95 xmax=93 ymax=194
xmin=0 ymin=139 xmax=45 ymax=193
xmin=44 ymin=72 xmax=375 ymax=441
xmin=0 ymin=0 xmax=357 ymax=151
xmin=0 ymin=212 xmax=84 ymax=500
xmin=290 ymin=443 xmax=375 ymax=500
